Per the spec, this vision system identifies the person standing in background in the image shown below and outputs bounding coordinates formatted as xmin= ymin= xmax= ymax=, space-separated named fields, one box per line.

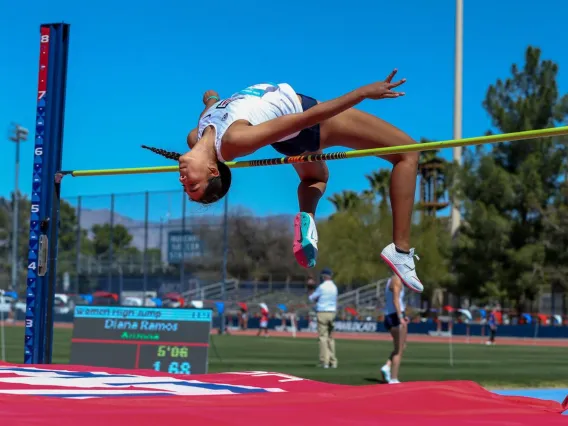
xmin=257 ymin=303 xmax=270 ymax=337
xmin=239 ymin=305 xmax=248 ymax=330
xmin=486 ymin=308 xmax=498 ymax=345
xmin=380 ymin=275 xmax=408 ymax=384
xmin=309 ymin=268 xmax=338 ymax=368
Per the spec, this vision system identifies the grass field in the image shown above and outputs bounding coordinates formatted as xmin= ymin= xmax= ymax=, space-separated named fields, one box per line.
xmin=2 ymin=326 xmax=568 ymax=388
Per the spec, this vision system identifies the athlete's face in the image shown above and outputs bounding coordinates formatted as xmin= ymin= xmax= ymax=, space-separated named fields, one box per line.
xmin=178 ymin=151 xmax=218 ymax=201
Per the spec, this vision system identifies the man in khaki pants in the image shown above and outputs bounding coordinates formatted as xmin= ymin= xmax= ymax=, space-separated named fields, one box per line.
xmin=309 ymin=268 xmax=338 ymax=368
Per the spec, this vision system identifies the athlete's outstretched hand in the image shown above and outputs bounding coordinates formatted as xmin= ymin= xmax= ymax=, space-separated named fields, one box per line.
xmin=361 ymin=69 xmax=406 ymax=100
xmin=202 ymin=90 xmax=220 ymax=105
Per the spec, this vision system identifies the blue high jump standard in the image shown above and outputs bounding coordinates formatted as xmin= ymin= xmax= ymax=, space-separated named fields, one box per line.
xmin=24 ymin=23 xmax=71 ymax=364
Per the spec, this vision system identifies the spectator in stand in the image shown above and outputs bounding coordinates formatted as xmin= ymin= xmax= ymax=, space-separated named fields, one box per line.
xmin=486 ymin=308 xmax=498 ymax=345
xmin=306 ymin=276 xmax=316 ymax=292
xmin=380 ymin=275 xmax=408 ymax=384
xmin=308 ymin=268 xmax=338 ymax=368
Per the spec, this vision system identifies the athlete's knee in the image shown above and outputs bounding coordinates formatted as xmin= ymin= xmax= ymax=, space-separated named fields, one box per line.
xmin=298 ymin=178 xmax=328 ymax=201
xmin=295 ymin=162 xmax=329 ymax=185
xmin=404 ymin=150 xmax=419 ymax=167
xmin=391 ymin=350 xmax=402 ymax=359
xmin=381 ymin=139 xmax=419 ymax=166
xmin=302 ymin=178 xmax=327 ymax=190
xmin=399 ymin=137 xmax=419 ymax=165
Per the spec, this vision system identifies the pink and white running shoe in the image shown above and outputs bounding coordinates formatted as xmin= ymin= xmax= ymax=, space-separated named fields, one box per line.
xmin=293 ymin=212 xmax=318 ymax=268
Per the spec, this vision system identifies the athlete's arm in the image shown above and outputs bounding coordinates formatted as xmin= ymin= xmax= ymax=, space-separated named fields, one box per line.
xmin=223 ymin=89 xmax=366 ymax=159
xmin=188 ymin=91 xmax=221 ymax=149
xmin=222 ymin=71 xmax=406 ymax=160
xmin=187 ymin=128 xmax=198 ymax=149
xmin=199 ymin=90 xmax=220 ymax=119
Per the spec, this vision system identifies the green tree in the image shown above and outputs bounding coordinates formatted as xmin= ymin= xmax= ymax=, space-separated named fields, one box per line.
xmin=363 ymin=169 xmax=390 ymax=206
xmin=412 ymin=216 xmax=453 ymax=300
xmin=0 ymin=194 xmax=32 ymax=292
xmin=57 ymin=200 xmax=94 ymax=279
xmin=541 ymin=182 xmax=568 ymax=314
xmin=320 ymin=155 xmax=452 ymax=291
xmin=318 ymin=202 xmax=391 ymax=285
xmin=0 ymin=198 xmax=11 ymax=284
xmin=418 ymin=138 xmax=440 ymax=164
xmin=59 ymin=200 xmax=91 ymax=254
xmin=328 ymin=190 xmax=365 ymax=212
xmin=190 ymin=208 xmax=305 ymax=282
xmin=92 ymin=223 xmax=134 ymax=256
xmin=453 ymin=46 xmax=568 ymax=309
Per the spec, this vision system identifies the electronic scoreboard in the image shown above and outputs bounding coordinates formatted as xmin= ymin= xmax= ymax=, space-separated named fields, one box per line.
xmin=70 ymin=306 xmax=211 ymax=375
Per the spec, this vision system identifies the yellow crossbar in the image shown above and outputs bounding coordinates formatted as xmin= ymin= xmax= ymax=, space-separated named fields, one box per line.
xmin=65 ymin=126 xmax=568 ymax=177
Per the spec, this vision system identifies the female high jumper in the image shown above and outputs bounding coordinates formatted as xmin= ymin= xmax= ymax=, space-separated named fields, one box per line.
xmin=143 ymin=70 xmax=423 ymax=293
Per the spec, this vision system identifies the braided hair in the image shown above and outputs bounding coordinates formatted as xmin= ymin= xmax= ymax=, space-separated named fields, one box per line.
xmin=141 ymin=145 xmax=232 ymax=205
xmin=141 ymin=145 xmax=182 ymax=161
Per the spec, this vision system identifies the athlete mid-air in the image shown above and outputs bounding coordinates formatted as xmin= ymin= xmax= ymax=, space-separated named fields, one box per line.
xmin=143 ymin=70 xmax=423 ymax=293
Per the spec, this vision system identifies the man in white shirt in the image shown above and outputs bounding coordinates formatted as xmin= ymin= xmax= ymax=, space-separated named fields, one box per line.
xmin=308 ymin=268 xmax=338 ymax=368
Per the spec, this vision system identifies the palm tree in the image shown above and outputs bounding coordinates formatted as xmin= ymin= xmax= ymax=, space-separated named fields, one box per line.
xmin=419 ymin=138 xmax=441 ymax=165
xmin=417 ymin=138 xmax=449 ymax=217
xmin=328 ymin=190 xmax=363 ymax=212
xmin=364 ymin=169 xmax=390 ymax=207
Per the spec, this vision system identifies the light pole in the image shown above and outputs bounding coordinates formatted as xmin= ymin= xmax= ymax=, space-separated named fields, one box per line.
xmin=451 ymin=0 xmax=463 ymax=236
xmin=8 ymin=124 xmax=29 ymax=292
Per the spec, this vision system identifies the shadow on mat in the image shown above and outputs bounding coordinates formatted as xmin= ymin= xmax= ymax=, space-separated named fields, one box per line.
xmin=364 ymin=377 xmax=387 ymax=384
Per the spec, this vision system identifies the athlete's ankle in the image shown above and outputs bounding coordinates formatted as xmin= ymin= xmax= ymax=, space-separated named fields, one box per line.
xmin=392 ymin=239 xmax=410 ymax=252
xmin=395 ymin=245 xmax=410 ymax=254
xmin=301 ymin=211 xmax=315 ymax=219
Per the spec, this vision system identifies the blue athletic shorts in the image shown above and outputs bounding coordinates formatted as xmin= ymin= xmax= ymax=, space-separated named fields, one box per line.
xmin=384 ymin=312 xmax=406 ymax=331
xmin=270 ymin=94 xmax=320 ymax=156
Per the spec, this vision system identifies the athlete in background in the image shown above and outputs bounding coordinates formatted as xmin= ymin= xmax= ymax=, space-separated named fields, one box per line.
xmin=380 ymin=275 xmax=408 ymax=384
xmin=143 ymin=71 xmax=423 ymax=293
xmin=486 ymin=308 xmax=498 ymax=345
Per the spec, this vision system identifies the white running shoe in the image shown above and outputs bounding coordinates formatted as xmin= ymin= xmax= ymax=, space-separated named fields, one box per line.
xmin=293 ymin=212 xmax=318 ymax=268
xmin=380 ymin=243 xmax=423 ymax=293
xmin=388 ymin=379 xmax=401 ymax=384
xmin=380 ymin=365 xmax=391 ymax=383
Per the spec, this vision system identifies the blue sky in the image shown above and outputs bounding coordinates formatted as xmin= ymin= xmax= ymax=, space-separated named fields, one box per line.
xmin=1 ymin=0 xmax=566 ymax=221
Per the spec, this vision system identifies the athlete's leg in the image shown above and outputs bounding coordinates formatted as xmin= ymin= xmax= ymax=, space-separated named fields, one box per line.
xmin=320 ymin=109 xmax=422 ymax=292
xmin=380 ymin=350 xmax=393 ymax=382
xmin=293 ymin=156 xmax=329 ymax=216
xmin=380 ymin=317 xmax=394 ymax=382
xmin=292 ymin=155 xmax=328 ymax=268
xmin=321 ymin=109 xmax=418 ymax=250
xmin=389 ymin=325 xmax=406 ymax=382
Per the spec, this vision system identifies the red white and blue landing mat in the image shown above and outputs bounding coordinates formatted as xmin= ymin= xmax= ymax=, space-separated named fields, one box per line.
xmin=0 ymin=363 xmax=566 ymax=426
